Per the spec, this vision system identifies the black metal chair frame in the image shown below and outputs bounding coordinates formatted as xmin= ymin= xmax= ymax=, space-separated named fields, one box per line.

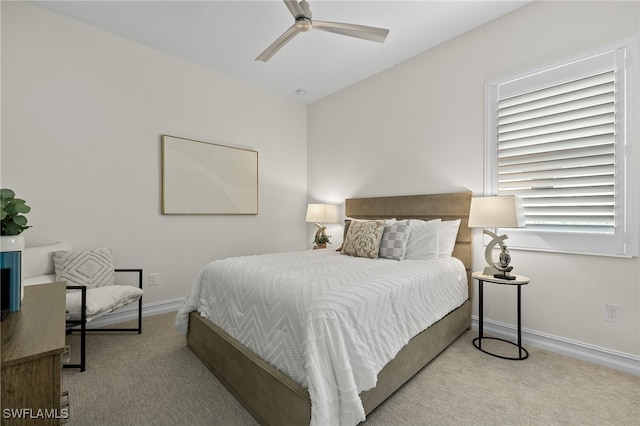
xmin=63 ymin=268 xmax=143 ymax=372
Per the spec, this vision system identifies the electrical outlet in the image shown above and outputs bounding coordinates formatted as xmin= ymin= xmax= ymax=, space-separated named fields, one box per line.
xmin=149 ymin=273 xmax=159 ymax=287
xmin=604 ymin=304 xmax=620 ymax=322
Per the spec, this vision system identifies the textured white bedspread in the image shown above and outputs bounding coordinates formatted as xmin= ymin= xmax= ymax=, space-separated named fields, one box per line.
xmin=175 ymin=250 xmax=467 ymax=426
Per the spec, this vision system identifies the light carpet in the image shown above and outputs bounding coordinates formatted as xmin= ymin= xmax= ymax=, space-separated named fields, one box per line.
xmin=63 ymin=313 xmax=639 ymax=425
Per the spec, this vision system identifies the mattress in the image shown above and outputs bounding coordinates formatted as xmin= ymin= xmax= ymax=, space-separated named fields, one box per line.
xmin=175 ymin=249 xmax=467 ymax=425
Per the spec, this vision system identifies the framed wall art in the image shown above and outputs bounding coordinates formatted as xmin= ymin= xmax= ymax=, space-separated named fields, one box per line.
xmin=161 ymin=135 xmax=258 ymax=215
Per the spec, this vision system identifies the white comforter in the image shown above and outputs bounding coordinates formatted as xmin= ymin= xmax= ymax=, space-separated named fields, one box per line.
xmin=175 ymin=249 xmax=467 ymax=426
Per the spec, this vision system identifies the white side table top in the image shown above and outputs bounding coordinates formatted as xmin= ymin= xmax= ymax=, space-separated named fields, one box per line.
xmin=472 ymin=271 xmax=530 ymax=285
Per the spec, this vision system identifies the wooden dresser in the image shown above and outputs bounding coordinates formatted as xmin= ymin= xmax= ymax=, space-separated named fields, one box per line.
xmin=1 ymin=282 xmax=66 ymax=425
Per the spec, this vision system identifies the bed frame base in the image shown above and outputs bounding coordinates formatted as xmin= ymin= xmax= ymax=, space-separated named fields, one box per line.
xmin=360 ymin=299 xmax=470 ymax=414
xmin=187 ymin=310 xmax=310 ymax=425
xmin=187 ymin=299 xmax=470 ymax=425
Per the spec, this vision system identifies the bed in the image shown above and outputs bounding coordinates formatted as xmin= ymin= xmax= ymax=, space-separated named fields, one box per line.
xmin=176 ymin=192 xmax=472 ymax=425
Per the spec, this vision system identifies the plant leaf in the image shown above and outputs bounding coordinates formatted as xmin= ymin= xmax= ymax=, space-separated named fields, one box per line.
xmin=0 ymin=188 xmax=15 ymax=200
xmin=13 ymin=215 xmax=27 ymax=226
xmin=4 ymin=222 xmax=21 ymax=235
xmin=13 ymin=202 xmax=30 ymax=214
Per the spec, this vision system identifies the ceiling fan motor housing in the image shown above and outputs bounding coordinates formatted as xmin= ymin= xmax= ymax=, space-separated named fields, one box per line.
xmin=295 ymin=17 xmax=312 ymax=31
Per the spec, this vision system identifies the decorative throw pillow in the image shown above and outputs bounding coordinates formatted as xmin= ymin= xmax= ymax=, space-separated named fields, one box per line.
xmin=342 ymin=220 xmax=386 ymax=259
xmin=379 ymin=219 xmax=411 ymax=261
xmin=53 ymin=247 xmax=115 ymax=288
xmin=438 ymin=219 xmax=461 ymax=257
xmin=337 ymin=219 xmax=353 ymax=252
xmin=404 ymin=219 xmax=441 ymax=260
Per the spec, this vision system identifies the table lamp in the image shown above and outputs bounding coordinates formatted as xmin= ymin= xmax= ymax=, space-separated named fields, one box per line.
xmin=468 ymin=195 xmax=526 ymax=280
xmin=305 ymin=204 xmax=338 ymax=248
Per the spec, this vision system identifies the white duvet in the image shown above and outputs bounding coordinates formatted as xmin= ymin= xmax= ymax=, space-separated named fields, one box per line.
xmin=175 ymin=249 xmax=467 ymax=426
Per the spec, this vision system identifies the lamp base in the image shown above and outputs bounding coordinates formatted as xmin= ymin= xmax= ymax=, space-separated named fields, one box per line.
xmin=494 ymin=272 xmax=516 ymax=280
xmin=483 ymin=265 xmax=516 ymax=280
xmin=483 ymin=265 xmax=500 ymax=276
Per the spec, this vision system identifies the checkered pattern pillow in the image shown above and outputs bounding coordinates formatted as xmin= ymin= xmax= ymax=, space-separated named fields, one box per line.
xmin=379 ymin=219 xmax=411 ymax=260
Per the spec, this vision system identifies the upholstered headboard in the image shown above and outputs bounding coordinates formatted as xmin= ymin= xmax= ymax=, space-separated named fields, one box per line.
xmin=345 ymin=191 xmax=473 ymax=297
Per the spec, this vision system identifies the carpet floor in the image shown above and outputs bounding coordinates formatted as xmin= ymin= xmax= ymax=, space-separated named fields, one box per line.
xmin=62 ymin=312 xmax=639 ymax=425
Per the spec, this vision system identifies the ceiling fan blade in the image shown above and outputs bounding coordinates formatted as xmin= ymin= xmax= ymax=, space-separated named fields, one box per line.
xmin=256 ymin=24 xmax=300 ymax=62
xmin=312 ymin=21 xmax=389 ymax=43
xmin=283 ymin=0 xmax=304 ymax=18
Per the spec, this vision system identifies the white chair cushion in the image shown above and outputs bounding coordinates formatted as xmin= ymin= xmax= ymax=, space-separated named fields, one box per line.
xmin=66 ymin=285 xmax=143 ymax=321
xmin=23 ymin=242 xmax=72 ymax=278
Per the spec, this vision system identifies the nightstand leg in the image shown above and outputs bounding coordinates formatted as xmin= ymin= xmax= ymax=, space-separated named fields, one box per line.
xmin=517 ymin=285 xmax=522 ymax=359
xmin=478 ymin=280 xmax=484 ymax=348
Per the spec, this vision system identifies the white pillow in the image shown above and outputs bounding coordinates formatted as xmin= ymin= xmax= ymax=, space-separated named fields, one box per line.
xmin=53 ymin=247 xmax=116 ymax=288
xmin=438 ymin=219 xmax=461 ymax=257
xmin=404 ymin=219 xmax=441 ymax=260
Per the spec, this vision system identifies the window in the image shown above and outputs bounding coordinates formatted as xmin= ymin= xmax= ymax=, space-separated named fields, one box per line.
xmin=485 ymin=37 xmax=638 ymax=257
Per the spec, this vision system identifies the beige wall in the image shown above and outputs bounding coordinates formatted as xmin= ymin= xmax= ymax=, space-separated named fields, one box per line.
xmin=308 ymin=1 xmax=640 ymax=359
xmin=1 ymin=2 xmax=309 ymax=306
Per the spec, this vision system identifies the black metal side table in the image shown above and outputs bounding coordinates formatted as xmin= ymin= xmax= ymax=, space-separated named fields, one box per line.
xmin=472 ymin=271 xmax=530 ymax=360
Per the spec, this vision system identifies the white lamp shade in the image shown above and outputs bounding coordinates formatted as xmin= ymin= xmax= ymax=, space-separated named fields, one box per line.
xmin=305 ymin=204 xmax=338 ymax=223
xmin=468 ymin=195 xmax=526 ymax=228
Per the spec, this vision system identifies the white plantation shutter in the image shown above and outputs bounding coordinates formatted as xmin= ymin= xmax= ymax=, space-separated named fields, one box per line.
xmin=485 ymin=39 xmax=638 ymax=256
xmin=498 ymin=71 xmax=616 ymax=233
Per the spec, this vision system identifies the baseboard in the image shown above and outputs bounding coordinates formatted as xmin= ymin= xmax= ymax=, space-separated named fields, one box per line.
xmin=88 ymin=303 xmax=639 ymax=376
xmin=88 ymin=297 xmax=184 ymax=329
xmin=472 ymin=316 xmax=640 ymax=376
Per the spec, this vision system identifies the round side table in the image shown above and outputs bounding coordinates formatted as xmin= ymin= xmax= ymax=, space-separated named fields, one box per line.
xmin=472 ymin=271 xmax=530 ymax=360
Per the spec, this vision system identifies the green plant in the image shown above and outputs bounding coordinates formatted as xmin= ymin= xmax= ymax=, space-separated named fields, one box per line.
xmin=314 ymin=232 xmax=331 ymax=245
xmin=1 ymin=188 xmax=31 ymax=236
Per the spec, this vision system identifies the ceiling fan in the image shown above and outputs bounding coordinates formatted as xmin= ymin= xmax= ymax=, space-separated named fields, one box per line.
xmin=256 ymin=0 xmax=390 ymax=62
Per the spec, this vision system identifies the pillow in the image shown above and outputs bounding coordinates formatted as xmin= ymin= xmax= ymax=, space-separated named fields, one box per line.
xmin=404 ymin=219 xmax=441 ymax=260
xmin=53 ymin=247 xmax=115 ymax=288
xmin=339 ymin=218 xmax=396 ymax=252
xmin=379 ymin=219 xmax=411 ymax=261
xmin=438 ymin=219 xmax=461 ymax=257
xmin=342 ymin=220 xmax=386 ymax=259
xmin=338 ymin=219 xmax=354 ymax=251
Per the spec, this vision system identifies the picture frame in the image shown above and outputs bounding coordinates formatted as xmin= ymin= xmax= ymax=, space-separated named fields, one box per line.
xmin=161 ymin=135 xmax=258 ymax=215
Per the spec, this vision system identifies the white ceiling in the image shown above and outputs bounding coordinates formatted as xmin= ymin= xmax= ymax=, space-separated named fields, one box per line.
xmin=32 ymin=1 xmax=532 ymax=104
